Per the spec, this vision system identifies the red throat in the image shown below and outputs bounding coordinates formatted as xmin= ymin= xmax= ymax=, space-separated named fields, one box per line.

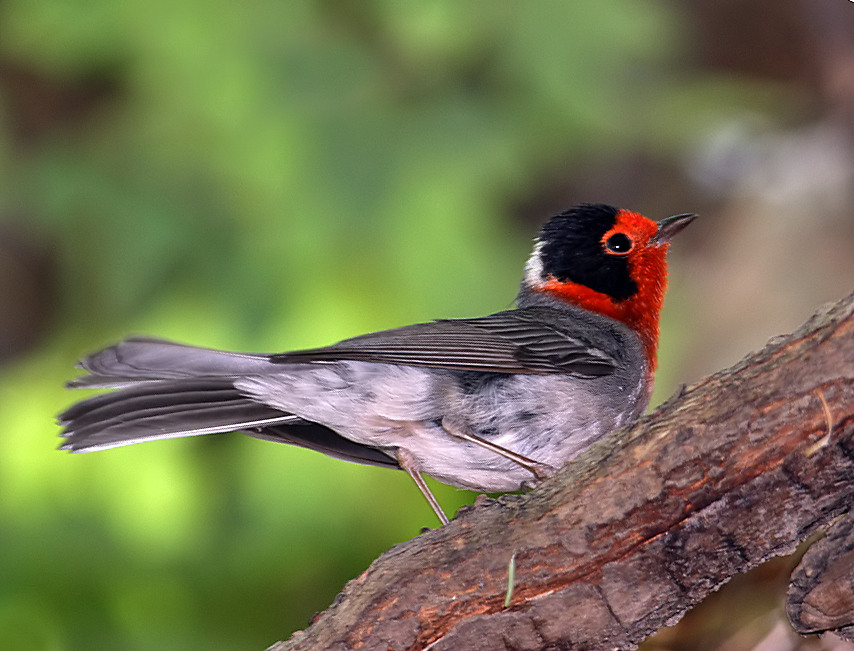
xmin=535 ymin=210 xmax=670 ymax=374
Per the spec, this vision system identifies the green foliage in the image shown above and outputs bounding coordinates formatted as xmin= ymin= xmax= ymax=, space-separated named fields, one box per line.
xmin=0 ymin=2 xmax=756 ymax=649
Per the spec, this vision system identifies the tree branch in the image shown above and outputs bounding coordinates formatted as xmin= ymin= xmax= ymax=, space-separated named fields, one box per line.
xmin=270 ymin=292 xmax=854 ymax=651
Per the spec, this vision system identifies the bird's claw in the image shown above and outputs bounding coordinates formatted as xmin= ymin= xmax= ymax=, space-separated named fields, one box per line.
xmin=521 ymin=462 xmax=557 ymax=490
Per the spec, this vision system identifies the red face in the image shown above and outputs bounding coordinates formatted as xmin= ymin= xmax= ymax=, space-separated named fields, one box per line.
xmin=529 ymin=204 xmax=690 ymax=373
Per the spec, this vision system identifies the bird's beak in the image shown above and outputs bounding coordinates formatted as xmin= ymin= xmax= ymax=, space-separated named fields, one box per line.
xmin=652 ymin=213 xmax=696 ymax=245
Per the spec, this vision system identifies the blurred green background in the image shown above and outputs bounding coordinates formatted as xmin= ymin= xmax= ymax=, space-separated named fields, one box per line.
xmin=1 ymin=1 xmax=852 ymax=650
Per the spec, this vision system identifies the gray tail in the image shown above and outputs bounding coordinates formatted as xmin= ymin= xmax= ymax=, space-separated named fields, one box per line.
xmin=67 ymin=336 xmax=280 ymax=388
xmin=59 ymin=337 xmax=399 ymax=468
xmin=59 ymin=337 xmax=296 ymax=451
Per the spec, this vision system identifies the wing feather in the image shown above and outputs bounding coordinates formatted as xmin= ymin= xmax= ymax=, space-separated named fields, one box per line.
xmin=271 ymin=308 xmax=615 ymax=377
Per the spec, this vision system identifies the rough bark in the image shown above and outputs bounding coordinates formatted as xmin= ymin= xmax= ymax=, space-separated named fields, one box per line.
xmin=787 ymin=509 xmax=854 ymax=641
xmin=270 ymin=292 xmax=854 ymax=651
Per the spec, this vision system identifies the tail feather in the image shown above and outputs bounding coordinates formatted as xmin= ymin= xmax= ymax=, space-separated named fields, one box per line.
xmin=63 ymin=389 xmax=247 ymax=433
xmin=73 ymin=337 xmax=277 ymax=385
xmin=59 ymin=379 xmax=236 ymax=423
xmin=60 ymin=337 xmax=400 ymax=470
xmin=60 ymin=379 xmax=294 ymax=452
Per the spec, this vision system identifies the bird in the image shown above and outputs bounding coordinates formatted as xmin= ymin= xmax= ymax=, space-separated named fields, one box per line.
xmin=59 ymin=203 xmax=694 ymax=525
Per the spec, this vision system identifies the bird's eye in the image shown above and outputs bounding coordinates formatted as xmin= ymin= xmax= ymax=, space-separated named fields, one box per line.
xmin=604 ymin=233 xmax=633 ymax=254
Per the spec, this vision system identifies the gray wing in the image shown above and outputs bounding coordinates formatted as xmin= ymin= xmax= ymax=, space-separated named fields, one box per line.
xmin=271 ymin=308 xmax=616 ymax=377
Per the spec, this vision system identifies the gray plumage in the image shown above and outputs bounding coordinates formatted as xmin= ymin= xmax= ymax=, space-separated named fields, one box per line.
xmin=58 ymin=291 xmax=648 ymax=493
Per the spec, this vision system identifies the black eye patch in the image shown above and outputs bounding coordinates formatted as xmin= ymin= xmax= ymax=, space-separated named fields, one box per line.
xmin=537 ymin=204 xmax=638 ymax=302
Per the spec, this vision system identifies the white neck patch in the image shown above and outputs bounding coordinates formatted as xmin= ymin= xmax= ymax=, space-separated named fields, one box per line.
xmin=523 ymin=239 xmax=545 ymax=288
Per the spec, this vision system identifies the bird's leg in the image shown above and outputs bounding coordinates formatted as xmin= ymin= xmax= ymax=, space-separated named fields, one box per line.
xmin=440 ymin=417 xmax=557 ymax=484
xmin=396 ymin=448 xmax=450 ymax=525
